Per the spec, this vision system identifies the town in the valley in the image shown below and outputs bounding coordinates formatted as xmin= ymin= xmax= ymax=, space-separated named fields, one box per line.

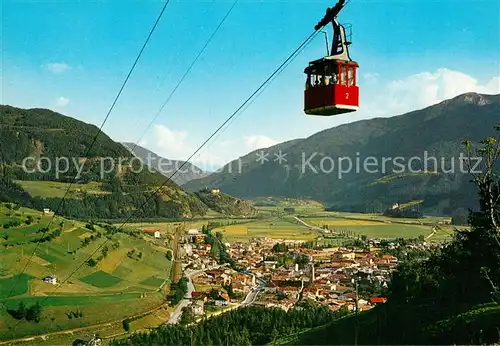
xmin=167 ymin=226 xmax=439 ymax=322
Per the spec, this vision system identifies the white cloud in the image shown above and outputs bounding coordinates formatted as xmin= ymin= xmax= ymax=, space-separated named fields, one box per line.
xmin=148 ymin=68 xmax=499 ymax=171
xmin=45 ymin=62 xmax=72 ymax=74
xmin=368 ymin=68 xmax=500 ymax=117
xmin=56 ymin=96 xmax=70 ymax=107
xmin=363 ymin=72 xmax=380 ymax=82
xmin=293 ymin=68 xmax=500 ymax=139
xmin=152 ymin=124 xmax=278 ymax=171
xmin=154 ymin=125 xmax=189 ymax=159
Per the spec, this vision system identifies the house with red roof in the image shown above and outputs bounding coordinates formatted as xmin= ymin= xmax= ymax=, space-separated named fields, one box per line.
xmin=370 ymin=297 xmax=387 ymax=305
xmin=191 ymin=292 xmax=207 ymax=302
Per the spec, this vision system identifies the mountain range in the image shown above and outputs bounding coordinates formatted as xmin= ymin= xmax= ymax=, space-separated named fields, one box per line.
xmin=0 ymin=105 xmax=253 ymax=220
xmin=120 ymin=142 xmax=210 ymax=186
xmin=2 ymin=92 xmax=498 ymax=218
xmin=183 ymin=92 xmax=500 ymax=215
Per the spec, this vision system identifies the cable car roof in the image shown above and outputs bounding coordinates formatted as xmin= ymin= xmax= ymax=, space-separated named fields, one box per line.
xmin=304 ymin=57 xmax=358 ymax=74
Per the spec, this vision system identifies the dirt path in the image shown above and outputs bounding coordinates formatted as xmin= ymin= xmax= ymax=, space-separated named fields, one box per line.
xmin=426 ymin=228 xmax=437 ymax=240
xmin=0 ymin=301 xmax=168 ymax=345
xmin=63 ymin=227 xmax=79 ymax=233
xmin=293 ymin=216 xmax=332 ymax=233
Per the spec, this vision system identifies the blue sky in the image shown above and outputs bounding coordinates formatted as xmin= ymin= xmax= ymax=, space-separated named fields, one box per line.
xmin=2 ymin=0 xmax=499 ymax=169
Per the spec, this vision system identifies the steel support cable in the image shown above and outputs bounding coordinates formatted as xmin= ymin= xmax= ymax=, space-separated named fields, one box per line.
xmin=3 ymin=0 xmax=173 ymax=304
xmin=4 ymin=29 xmax=319 ymax=335
xmin=192 ymin=30 xmax=319 ymax=166
xmin=13 ymin=30 xmax=320 ymax=320
xmin=130 ymin=0 xmax=239 ymax=155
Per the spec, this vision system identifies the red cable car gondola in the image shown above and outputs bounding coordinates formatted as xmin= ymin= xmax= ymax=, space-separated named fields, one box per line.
xmin=304 ymin=0 xmax=359 ymax=116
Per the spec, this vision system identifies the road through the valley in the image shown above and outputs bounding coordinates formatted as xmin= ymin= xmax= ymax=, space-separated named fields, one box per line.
xmin=166 ymin=265 xmax=225 ymax=324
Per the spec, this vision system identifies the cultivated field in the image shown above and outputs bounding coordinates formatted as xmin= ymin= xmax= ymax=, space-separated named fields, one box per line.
xmin=14 ymin=180 xmax=110 ymax=198
xmin=213 ymin=218 xmax=318 ymax=243
xmin=252 ymin=197 xmax=325 ymax=215
xmin=250 ymin=198 xmax=453 ymax=242
xmin=0 ymin=204 xmax=172 ymax=341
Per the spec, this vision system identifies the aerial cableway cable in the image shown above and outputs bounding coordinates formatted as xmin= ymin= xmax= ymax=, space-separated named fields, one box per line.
xmin=194 ymin=30 xmax=319 ymax=162
xmin=196 ymin=0 xmax=353 ymax=156
xmin=3 ymin=0 xmax=173 ymax=305
xmin=131 ymin=0 xmax=239 ymax=154
xmin=10 ymin=29 xmax=321 ymax=323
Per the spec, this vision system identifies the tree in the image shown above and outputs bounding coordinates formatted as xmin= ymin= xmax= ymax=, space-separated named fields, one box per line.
xmin=210 ymin=241 xmax=220 ymax=261
xmin=179 ymin=307 xmax=195 ymax=325
xmin=209 ymin=289 xmax=219 ymax=300
xmin=463 ymin=126 xmax=500 ymax=232
xmin=276 ymin=291 xmax=287 ymax=301
xmin=123 ymin=319 xmax=131 ymax=332
xmin=215 ymin=231 xmax=223 ymax=242
xmin=461 ymin=125 xmax=500 ymax=301
xmin=26 ymin=302 xmax=42 ymax=322
xmin=166 ymin=251 xmax=173 ymax=261
xmin=386 ymin=126 xmax=500 ymax=343
xmin=224 ymin=283 xmax=236 ymax=299
xmin=271 ymin=327 xmax=280 ymax=345
xmin=294 ymin=254 xmax=309 ymax=268
xmin=272 ymin=243 xmax=288 ymax=252
xmin=16 ymin=301 xmax=27 ymax=320
xmin=338 ymin=304 xmax=349 ymax=316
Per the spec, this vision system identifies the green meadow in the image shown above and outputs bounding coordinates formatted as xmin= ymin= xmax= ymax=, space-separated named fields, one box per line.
xmin=0 ymin=203 xmax=172 ymax=341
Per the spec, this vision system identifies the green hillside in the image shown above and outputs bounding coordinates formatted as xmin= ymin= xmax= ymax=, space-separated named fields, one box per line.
xmin=0 ymin=105 xmax=210 ymax=220
xmin=0 ymin=202 xmax=173 ymax=341
xmin=195 ymin=188 xmax=257 ymax=216
xmin=184 ymin=92 xmax=500 ymax=215
xmin=0 ymin=204 xmax=178 ymax=340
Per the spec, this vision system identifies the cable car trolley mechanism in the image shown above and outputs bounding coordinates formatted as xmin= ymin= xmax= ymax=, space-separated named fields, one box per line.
xmin=304 ymin=0 xmax=359 ymax=116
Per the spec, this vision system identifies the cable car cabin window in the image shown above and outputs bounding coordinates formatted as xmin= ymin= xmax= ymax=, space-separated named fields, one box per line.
xmin=306 ymin=74 xmax=333 ymax=88
xmin=331 ymin=64 xmax=339 ymax=84
xmin=347 ymin=66 xmax=355 ymax=86
xmin=313 ymin=74 xmax=321 ymax=87
xmin=305 ymin=74 xmax=312 ymax=90
xmin=340 ymin=64 xmax=348 ymax=86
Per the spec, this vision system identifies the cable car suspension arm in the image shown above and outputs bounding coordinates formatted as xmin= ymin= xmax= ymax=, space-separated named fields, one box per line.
xmin=314 ymin=0 xmax=346 ymax=31
xmin=314 ymin=0 xmax=349 ymax=58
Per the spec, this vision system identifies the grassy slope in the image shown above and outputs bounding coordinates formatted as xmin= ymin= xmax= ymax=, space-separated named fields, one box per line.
xmin=14 ymin=180 xmax=111 ymax=198
xmin=0 ymin=204 xmax=173 ymax=341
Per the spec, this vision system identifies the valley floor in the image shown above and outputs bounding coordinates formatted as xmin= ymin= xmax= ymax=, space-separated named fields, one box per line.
xmin=0 ymin=200 xmax=456 ymax=345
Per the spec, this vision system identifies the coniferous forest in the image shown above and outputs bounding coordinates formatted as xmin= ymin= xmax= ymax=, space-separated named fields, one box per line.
xmin=110 ymin=302 xmax=346 ymax=345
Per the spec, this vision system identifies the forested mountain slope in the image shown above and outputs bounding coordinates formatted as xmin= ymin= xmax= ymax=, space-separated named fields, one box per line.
xmin=0 ymin=105 xmax=207 ymax=219
xmin=184 ymin=93 xmax=500 ymax=215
